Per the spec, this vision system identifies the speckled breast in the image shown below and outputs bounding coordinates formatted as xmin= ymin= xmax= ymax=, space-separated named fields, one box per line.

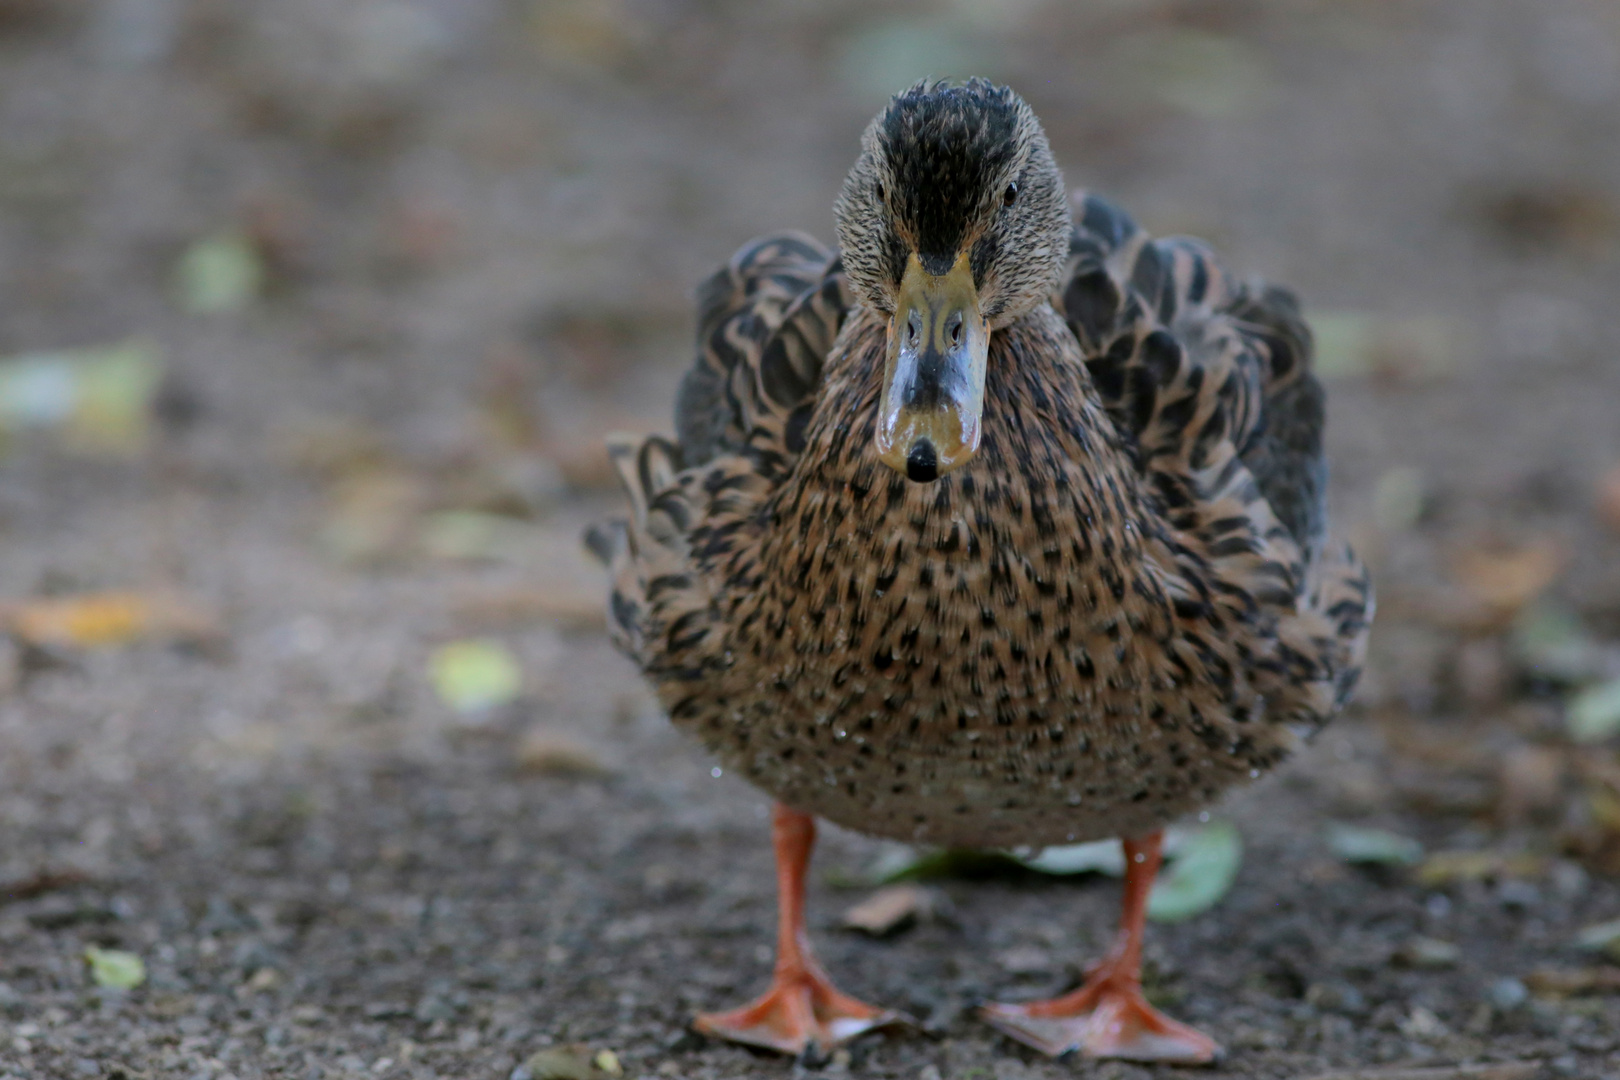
xmin=663 ymin=313 xmax=1288 ymax=849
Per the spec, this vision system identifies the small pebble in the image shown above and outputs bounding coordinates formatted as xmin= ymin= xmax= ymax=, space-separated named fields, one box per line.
xmin=1396 ymin=935 xmax=1461 ymax=968
xmin=1489 ymin=976 xmax=1529 ymax=1010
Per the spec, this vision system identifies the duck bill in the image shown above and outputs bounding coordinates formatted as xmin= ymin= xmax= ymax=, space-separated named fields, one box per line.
xmin=875 ymin=252 xmax=989 ymax=484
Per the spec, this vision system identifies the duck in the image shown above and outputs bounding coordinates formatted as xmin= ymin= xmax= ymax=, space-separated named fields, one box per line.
xmin=588 ymin=78 xmax=1372 ymax=1064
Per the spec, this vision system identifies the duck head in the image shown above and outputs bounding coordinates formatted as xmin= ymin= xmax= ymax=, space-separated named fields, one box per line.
xmin=835 ymin=79 xmax=1071 ymax=483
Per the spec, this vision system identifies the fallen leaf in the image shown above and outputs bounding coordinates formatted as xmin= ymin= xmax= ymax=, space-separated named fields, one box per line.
xmin=516 ymin=728 xmax=608 ymax=777
xmin=1 ymin=591 xmax=217 ymax=649
xmin=1524 ymin=965 xmax=1620 ymax=998
xmin=518 ymin=1044 xmax=597 ymax=1080
xmin=592 ymin=1050 xmax=622 ymax=1077
xmin=1017 ymin=839 xmax=1126 ymax=876
xmin=1568 ymin=676 xmax=1620 ymax=743
xmin=1393 ymin=936 xmax=1460 ymax=969
xmin=1450 ymin=541 xmax=1563 ymax=617
xmin=1325 ymin=823 xmax=1424 ymax=866
xmin=1574 ymin=917 xmax=1620 ymax=958
xmin=1415 ymin=850 xmax=1546 ymax=888
xmin=841 ymin=884 xmax=933 ymax=937
xmin=245 ymin=968 xmax=281 ymax=992
xmin=1147 ymin=821 xmax=1241 ymax=923
xmin=84 ymin=945 xmax=145 ymax=990
xmin=175 ymin=231 xmax=263 ymax=314
xmin=867 ymin=846 xmax=1025 ymax=884
xmin=430 ymin=639 xmax=522 ymax=715
xmin=0 ymin=340 xmax=164 ymax=453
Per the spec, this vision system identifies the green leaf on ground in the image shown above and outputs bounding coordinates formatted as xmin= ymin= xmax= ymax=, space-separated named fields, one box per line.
xmin=869 ymin=846 xmax=1023 ymax=884
xmin=0 ymin=340 xmax=164 ymax=453
xmin=430 ymin=638 xmax=522 ymax=714
xmin=176 ymin=231 xmax=262 ymax=314
xmin=84 ymin=945 xmax=145 ymax=990
xmin=1574 ymin=917 xmax=1620 ymax=958
xmin=1568 ymin=676 xmax=1620 ymax=743
xmin=1325 ymin=822 xmax=1425 ymax=866
xmin=1017 ymin=839 xmax=1126 ymax=876
xmin=1148 ymin=821 xmax=1241 ymax=922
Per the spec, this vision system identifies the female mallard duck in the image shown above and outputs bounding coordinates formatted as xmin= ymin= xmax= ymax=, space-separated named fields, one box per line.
xmin=591 ymin=79 xmax=1372 ymax=1063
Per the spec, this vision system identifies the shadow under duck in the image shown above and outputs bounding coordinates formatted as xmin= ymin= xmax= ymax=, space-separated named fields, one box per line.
xmin=591 ymin=79 xmax=1372 ymax=1063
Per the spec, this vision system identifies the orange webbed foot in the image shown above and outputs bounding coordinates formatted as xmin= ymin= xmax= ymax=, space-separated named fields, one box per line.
xmin=694 ymin=969 xmax=903 ymax=1056
xmin=981 ymin=977 xmax=1219 ymax=1064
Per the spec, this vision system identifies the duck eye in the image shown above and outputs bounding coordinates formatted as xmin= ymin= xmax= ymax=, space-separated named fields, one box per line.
xmin=875 ymin=182 xmax=885 ymax=202
xmin=1003 ymin=181 xmax=1019 ymax=207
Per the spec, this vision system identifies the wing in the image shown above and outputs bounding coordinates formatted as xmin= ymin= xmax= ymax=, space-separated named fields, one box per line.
xmin=1054 ymin=191 xmax=1373 ymax=728
xmin=673 ymin=233 xmax=851 ymax=474
xmin=590 ymin=233 xmax=851 ymax=664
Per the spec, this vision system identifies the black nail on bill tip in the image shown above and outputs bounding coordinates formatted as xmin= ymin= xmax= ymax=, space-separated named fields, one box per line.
xmin=906 ymin=439 xmax=939 ymax=483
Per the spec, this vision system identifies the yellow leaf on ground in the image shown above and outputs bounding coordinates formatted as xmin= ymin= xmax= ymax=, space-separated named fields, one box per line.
xmin=84 ymin=945 xmax=145 ymax=990
xmin=1 ymin=592 xmax=217 ymax=649
xmin=430 ymin=639 xmax=522 ymax=714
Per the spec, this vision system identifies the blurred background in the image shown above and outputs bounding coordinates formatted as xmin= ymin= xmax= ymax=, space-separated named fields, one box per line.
xmin=2 ymin=1 xmax=1620 ymax=1077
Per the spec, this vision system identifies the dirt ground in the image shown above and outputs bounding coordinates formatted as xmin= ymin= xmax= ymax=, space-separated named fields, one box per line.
xmin=2 ymin=1 xmax=1620 ymax=1077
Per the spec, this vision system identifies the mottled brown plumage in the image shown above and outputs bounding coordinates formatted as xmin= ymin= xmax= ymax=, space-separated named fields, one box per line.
xmin=591 ymin=79 xmax=1372 ymax=1061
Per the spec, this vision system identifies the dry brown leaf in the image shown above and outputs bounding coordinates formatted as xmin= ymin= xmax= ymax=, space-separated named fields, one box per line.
xmin=1450 ymin=540 xmax=1564 ymax=618
xmin=516 ymin=729 xmax=610 ymax=778
xmin=0 ymin=592 xmax=218 ymax=649
xmin=841 ymin=884 xmax=933 ymax=937
xmin=1524 ymin=965 xmax=1620 ymax=998
xmin=1415 ymin=850 xmax=1546 ymax=888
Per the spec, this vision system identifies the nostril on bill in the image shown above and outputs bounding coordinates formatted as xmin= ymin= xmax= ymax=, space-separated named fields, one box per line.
xmin=905 ymin=439 xmax=939 ymax=483
xmin=947 ymin=313 xmax=963 ymax=346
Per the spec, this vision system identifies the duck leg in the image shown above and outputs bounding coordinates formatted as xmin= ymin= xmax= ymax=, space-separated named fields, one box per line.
xmin=694 ymin=803 xmax=901 ymax=1055
xmin=981 ymin=832 xmax=1220 ymax=1063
